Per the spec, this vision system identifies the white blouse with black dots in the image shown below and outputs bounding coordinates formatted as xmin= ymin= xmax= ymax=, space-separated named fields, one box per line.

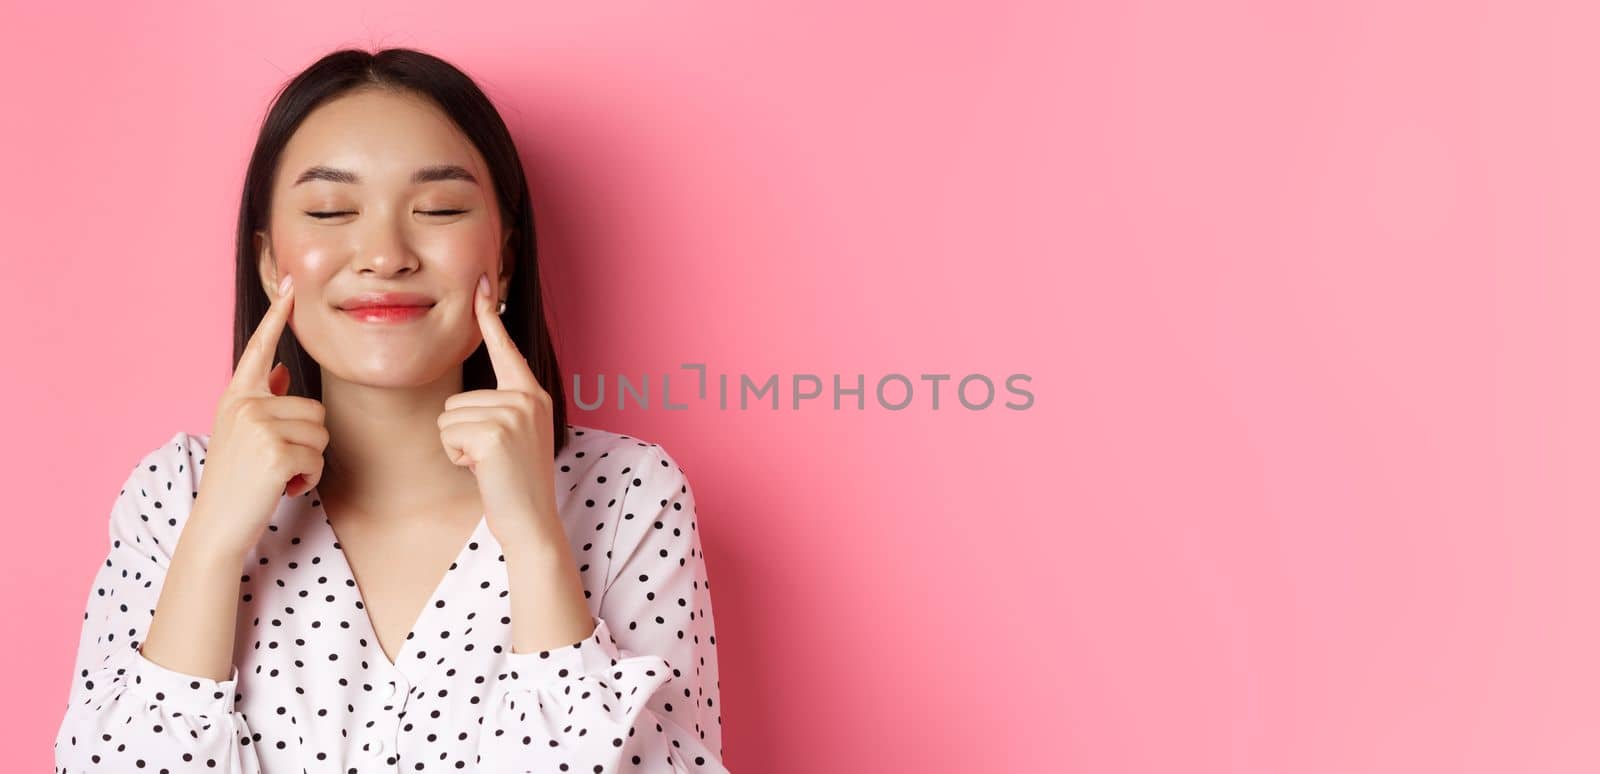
xmin=53 ymin=424 xmax=728 ymax=773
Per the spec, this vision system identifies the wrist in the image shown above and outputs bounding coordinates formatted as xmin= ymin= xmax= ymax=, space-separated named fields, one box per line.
xmin=499 ymin=529 xmax=569 ymax=566
xmin=177 ymin=509 xmax=254 ymax=568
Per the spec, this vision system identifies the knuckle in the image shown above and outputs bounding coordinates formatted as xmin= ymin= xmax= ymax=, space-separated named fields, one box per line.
xmin=485 ymin=424 xmax=510 ymax=446
xmin=263 ymin=443 xmax=289 ymax=473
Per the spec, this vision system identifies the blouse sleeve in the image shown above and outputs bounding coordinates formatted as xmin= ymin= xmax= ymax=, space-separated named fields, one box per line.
xmin=478 ymin=444 xmax=728 ymax=773
xmin=53 ymin=431 xmax=263 ymax=774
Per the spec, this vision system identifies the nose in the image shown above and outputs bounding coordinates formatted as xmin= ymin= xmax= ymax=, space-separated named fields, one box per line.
xmin=350 ymin=214 xmax=420 ymax=277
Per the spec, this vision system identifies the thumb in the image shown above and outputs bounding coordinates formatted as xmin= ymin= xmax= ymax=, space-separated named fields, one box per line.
xmin=268 ymin=361 xmax=291 ymax=396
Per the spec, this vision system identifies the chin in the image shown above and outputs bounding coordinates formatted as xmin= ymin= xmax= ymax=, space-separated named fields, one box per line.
xmin=325 ymin=357 xmax=457 ymax=388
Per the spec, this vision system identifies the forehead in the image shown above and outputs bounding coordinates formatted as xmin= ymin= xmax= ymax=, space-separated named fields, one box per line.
xmin=276 ymin=88 xmax=490 ymax=190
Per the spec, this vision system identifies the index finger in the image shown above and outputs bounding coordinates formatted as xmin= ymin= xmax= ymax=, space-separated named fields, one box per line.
xmin=233 ymin=275 xmax=296 ymax=394
xmin=474 ymin=273 xmax=536 ymax=392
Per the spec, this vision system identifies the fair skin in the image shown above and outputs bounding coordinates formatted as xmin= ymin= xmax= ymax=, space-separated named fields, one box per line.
xmin=138 ymin=87 xmax=593 ymax=680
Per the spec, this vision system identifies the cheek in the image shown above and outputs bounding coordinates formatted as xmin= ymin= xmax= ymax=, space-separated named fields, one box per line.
xmin=426 ymin=231 xmax=500 ymax=276
xmin=271 ymin=241 xmax=340 ymax=299
xmin=269 ymin=241 xmax=339 ymax=336
xmin=273 ymin=239 xmax=336 ymax=275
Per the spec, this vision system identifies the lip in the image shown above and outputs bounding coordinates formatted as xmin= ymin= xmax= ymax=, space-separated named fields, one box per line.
xmin=337 ymin=292 xmax=436 ymax=310
xmin=341 ymin=305 xmax=431 ymax=323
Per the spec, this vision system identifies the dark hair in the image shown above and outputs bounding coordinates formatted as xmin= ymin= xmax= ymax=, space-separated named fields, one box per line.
xmin=232 ymin=47 xmax=568 ymax=460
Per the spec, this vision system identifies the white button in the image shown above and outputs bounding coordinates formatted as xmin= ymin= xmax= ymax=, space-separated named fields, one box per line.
xmin=383 ymin=680 xmax=400 ymax=700
xmin=366 ymin=738 xmax=385 ymax=757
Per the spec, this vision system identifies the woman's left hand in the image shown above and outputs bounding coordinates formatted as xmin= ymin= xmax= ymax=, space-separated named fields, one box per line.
xmin=438 ymin=272 xmax=562 ymax=550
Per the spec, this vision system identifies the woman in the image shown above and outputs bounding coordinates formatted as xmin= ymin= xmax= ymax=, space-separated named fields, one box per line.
xmin=53 ymin=48 xmax=727 ymax=773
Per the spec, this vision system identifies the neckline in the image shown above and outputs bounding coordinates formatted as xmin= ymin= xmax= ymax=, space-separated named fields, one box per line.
xmin=309 ymin=488 xmax=489 ymax=676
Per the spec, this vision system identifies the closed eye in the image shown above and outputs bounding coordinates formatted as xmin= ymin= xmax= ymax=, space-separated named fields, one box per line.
xmin=304 ymin=209 xmax=468 ymax=219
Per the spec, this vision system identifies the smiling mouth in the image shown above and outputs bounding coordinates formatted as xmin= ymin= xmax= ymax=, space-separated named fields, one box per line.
xmin=339 ymin=304 xmax=434 ymax=323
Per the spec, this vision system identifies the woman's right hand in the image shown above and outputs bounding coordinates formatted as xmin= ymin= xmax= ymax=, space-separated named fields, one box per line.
xmin=189 ymin=274 xmax=329 ymax=559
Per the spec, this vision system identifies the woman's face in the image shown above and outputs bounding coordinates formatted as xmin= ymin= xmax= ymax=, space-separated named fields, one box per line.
xmin=256 ymin=87 xmax=511 ymax=389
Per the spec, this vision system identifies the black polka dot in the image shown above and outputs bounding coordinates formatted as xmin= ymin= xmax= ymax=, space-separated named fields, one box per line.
xmin=55 ymin=426 xmax=726 ymax=771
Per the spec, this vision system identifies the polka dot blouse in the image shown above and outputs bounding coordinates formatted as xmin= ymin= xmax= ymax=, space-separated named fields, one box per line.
xmin=54 ymin=424 xmax=727 ymax=773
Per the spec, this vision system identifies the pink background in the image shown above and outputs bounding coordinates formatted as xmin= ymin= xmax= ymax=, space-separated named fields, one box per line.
xmin=1 ymin=1 xmax=1594 ymax=771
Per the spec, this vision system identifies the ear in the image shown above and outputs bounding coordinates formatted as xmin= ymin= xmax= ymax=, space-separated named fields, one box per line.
xmin=498 ymin=228 xmax=516 ymax=297
xmin=255 ymin=230 xmax=281 ymax=301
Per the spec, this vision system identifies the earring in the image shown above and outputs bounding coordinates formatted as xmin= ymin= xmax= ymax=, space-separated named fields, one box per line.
xmin=496 ymin=300 xmax=507 ymax=315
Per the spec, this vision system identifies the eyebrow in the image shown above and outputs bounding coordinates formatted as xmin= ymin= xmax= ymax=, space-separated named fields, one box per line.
xmin=292 ymin=164 xmax=479 ymax=186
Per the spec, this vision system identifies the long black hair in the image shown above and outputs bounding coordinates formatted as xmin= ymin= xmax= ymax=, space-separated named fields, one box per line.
xmin=232 ymin=47 xmax=567 ymax=458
